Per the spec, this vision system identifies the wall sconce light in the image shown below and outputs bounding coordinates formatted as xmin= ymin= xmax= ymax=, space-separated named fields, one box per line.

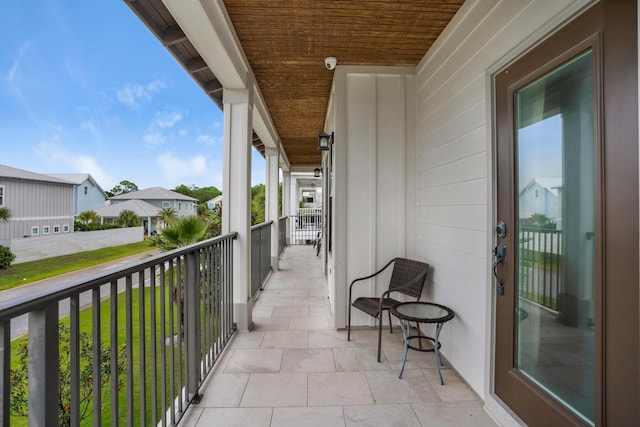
xmin=317 ymin=131 xmax=333 ymax=151
xmin=314 ymin=168 xmax=321 ymax=178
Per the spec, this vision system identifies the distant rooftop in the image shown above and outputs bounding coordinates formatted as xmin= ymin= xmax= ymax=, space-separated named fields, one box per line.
xmin=0 ymin=164 xmax=74 ymax=186
xmin=108 ymin=186 xmax=198 ymax=202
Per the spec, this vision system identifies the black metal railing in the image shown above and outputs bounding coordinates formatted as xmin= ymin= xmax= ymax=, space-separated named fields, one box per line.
xmin=250 ymin=221 xmax=272 ymax=298
xmin=519 ymin=227 xmax=562 ymax=311
xmin=0 ymin=233 xmax=237 ymax=426
xmin=278 ymin=216 xmax=287 ymax=256
xmin=290 ymin=208 xmax=322 ymax=244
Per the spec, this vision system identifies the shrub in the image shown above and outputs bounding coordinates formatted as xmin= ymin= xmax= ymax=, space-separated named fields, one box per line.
xmin=0 ymin=246 xmax=15 ymax=269
xmin=10 ymin=323 xmax=126 ymax=426
xmin=74 ymin=221 xmax=120 ymax=232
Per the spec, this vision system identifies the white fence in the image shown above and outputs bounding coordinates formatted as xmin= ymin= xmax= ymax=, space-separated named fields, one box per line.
xmin=9 ymin=227 xmax=144 ymax=264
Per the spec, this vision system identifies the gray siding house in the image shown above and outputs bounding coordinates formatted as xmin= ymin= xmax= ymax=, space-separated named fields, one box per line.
xmin=101 ymin=187 xmax=198 ymax=235
xmin=47 ymin=173 xmax=107 ymax=215
xmin=0 ymin=164 xmax=75 ymax=244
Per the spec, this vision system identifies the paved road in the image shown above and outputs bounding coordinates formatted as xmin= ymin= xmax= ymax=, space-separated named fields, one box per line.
xmin=0 ymin=250 xmax=159 ymax=340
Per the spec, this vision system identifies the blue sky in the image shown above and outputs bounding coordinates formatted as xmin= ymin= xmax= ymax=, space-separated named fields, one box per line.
xmin=0 ymin=1 xmax=265 ymax=192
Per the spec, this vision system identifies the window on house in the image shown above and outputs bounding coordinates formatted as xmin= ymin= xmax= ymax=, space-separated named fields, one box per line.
xmin=535 ymin=189 xmax=539 ymax=198
xmin=53 ymin=225 xmax=60 ymax=233
xmin=84 ymin=186 xmax=88 ymax=195
xmin=31 ymin=227 xmax=39 ymax=236
xmin=162 ymin=201 xmax=171 ymax=208
xmin=43 ymin=226 xmax=50 ymax=235
xmin=63 ymin=224 xmax=70 ymax=233
xmin=0 ymin=186 xmax=4 ymax=207
xmin=178 ymin=202 xmax=182 ymax=211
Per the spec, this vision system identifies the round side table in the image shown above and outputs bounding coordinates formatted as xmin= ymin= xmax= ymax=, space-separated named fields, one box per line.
xmin=391 ymin=301 xmax=454 ymax=385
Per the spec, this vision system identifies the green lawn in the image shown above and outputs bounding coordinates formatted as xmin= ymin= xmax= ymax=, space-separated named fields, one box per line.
xmin=0 ymin=240 xmax=157 ymax=291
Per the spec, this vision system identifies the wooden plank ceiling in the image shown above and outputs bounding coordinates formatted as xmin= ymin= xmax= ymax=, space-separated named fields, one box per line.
xmin=126 ymin=0 xmax=464 ymax=166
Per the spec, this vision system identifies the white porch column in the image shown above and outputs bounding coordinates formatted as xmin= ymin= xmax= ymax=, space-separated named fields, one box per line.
xmin=283 ymin=171 xmax=291 ymax=245
xmin=222 ymin=85 xmax=253 ymax=332
xmin=265 ymin=148 xmax=280 ymax=270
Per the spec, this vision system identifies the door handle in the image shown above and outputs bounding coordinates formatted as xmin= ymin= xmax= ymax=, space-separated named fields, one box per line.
xmin=493 ymin=244 xmax=506 ymax=296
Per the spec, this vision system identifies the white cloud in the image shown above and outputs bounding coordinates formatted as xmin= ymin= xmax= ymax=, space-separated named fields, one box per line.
xmin=143 ymin=109 xmax=185 ymax=147
xmin=154 ymin=110 xmax=183 ymax=128
xmin=143 ymin=131 xmax=166 ymax=146
xmin=116 ymin=80 xmax=166 ymax=110
xmin=156 ymin=152 xmax=207 ymax=184
xmin=4 ymin=42 xmax=32 ymax=104
xmin=35 ymin=139 xmax=114 ymax=188
xmin=196 ymin=134 xmax=219 ymax=145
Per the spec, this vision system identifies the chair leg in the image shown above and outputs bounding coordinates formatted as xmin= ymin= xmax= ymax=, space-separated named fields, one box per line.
xmin=387 ymin=310 xmax=393 ymax=333
xmin=347 ymin=304 xmax=352 ymax=341
xmin=377 ymin=315 xmax=383 ymax=363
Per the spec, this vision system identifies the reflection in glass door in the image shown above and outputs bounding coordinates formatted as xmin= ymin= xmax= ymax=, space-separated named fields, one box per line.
xmin=514 ymin=50 xmax=594 ymax=425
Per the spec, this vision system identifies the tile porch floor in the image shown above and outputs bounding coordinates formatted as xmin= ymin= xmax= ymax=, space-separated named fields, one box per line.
xmin=181 ymin=246 xmax=498 ymax=427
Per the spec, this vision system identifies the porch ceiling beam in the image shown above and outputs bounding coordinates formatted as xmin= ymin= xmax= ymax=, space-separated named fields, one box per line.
xmin=161 ymin=0 xmax=248 ymax=88
xmin=161 ymin=25 xmax=187 ymax=46
xmin=186 ymin=56 xmax=208 ymax=74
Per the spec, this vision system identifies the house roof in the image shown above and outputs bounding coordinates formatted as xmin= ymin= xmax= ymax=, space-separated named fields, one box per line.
xmin=94 ymin=199 xmax=161 ymax=218
xmin=0 ymin=164 xmax=75 ymax=186
xmin=520 ymin=178 xmax=563 ymax=197
xmin=125 ymin=0 xmax=464 ymax=167
xmin=46 ymin=173 xmax=106 ymax=195
xmin=108 ymin=186 xmax=198 ymax=202
xmin=206 ymin=195 xmax=223 ymax=205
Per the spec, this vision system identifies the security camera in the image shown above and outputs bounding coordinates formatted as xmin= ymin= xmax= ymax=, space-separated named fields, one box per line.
xmin=324 ymin=57 xmax=337 ymax=70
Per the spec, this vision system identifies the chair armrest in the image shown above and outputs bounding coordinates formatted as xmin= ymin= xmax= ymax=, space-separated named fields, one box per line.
xmin=348 ymin=258 xmax=396 ymax=304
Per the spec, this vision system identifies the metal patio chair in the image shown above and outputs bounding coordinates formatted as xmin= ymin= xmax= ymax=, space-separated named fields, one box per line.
xmin=347 ymin=257 xmax=430 ymax=362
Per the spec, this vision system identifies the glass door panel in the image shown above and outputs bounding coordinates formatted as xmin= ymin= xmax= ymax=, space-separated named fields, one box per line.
xmin=514 ymin=50 xmax=595 ymax=425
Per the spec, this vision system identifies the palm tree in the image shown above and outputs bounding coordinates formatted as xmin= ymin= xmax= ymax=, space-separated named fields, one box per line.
xmin=158 ymin=207 xmax=178 ymax=228
xmin=0 ymin=207 xmax=11 ymax=222
xmin=115 ymin=210 xmax=140 ymax=228
xmin=77 ymin=210 xmax=100 ymax=224
xmin=151 ymin=216 xmax=209 ymax=251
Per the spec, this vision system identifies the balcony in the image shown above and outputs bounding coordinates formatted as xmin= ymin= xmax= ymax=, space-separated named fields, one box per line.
xmin=0 ymin=232 xmax=495 ymax=426
xmin=180 ymin=245 xmax=496 ymax=427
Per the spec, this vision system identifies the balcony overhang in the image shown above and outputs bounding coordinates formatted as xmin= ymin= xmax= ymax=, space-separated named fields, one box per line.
xmin=125 ymin=0 xmax=464 ymax=167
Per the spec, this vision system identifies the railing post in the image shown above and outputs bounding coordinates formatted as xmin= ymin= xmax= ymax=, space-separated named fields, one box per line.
xmin=185 ymin=250 xmax=201 ymax=401
xmin=28 ymin=304 xmax=59 ymax=426
xmin=0 ymin=321 xmax=10 ymax=427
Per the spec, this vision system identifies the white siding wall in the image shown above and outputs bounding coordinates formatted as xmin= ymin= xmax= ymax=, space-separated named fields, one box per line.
xmin=414 ymin=0 xmax=592 ymax=403
xmin=331 ymin=67 xmax=415 ymax=328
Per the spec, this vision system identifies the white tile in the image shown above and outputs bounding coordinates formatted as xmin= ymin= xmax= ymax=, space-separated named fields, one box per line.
xmin=308 ymin=372 xmax=374 ymax=406
xmin=288 ymin=316 xmax=330 ymax=331
xmin=229 ymin=331 xmax=265 ymax=349
xmin=271 ymin=406 xmax=346 ymax=427
xmin=365 ymin=370 xmax=440 ymax=404
xmin=240 ymin=373 xmax=308 ymax=407
xmin=421 ymin=368 xmax=481 ymax=401
xmin=252 ymin=317 xmax=290 ymax=331
xmin=343 ymin=404 xmax=421 ymax=427
xmin=261 ymin=330 xmax=309 ymax=349
xmin=281 ymin=348 xmax=336 ymax=373
xmin=412 ymin=401 xmax=498 ymax=427
xmin=223 ymin=349 xmax=283 ymax=373
xmin=197 ymin=373 xmax=249 ymax=407
xmin=272 ymin=305 xmax=309 ymax=317
xmin=309 ymin=330 xmax=356 ymax=348
xmin=333 ymin=347 xmax=391 ymax=372
xmin=195 ymin=408 xmax=272 ymax=427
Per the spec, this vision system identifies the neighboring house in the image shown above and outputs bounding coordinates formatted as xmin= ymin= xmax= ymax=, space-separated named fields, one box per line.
xmin=46 ymin=173 xmax=107 ymax=215
xmin=206 ymin=195 xmax=223 ymax=210
xmin=0 ymin=164 xmax=75 ymax=243
xmin=518 ymin=178 xmax=562 ymax=222
xmin=104 ymin=187 xmax=199 ymax=235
